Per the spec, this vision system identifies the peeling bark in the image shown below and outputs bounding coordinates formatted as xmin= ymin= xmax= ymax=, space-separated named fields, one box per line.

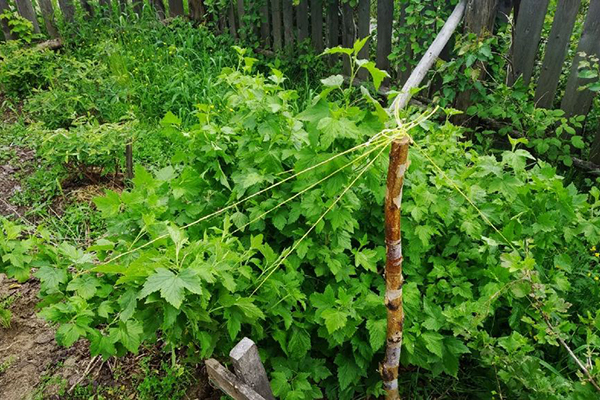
xmin=382 ymin=137 xmax=410 ymax=400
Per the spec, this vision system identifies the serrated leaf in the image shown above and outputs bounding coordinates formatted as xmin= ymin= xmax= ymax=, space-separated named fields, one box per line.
xmin=139 ymin=267 xmax=201 ymax=309
xmin=366 ymin=318 xmax=386 ymax=351
xmin=321 ymin=308 xmax=347 ymax=333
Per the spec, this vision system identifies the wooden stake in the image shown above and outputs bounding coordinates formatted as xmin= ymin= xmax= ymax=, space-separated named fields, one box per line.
xmin=381 ymin=137 xmax=410 ymax=400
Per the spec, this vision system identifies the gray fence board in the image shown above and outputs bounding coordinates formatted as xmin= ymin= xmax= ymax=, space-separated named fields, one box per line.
xmin=376 ymin=0 xmax=392 ymax=72
xmin=310 ymin=0 xmax=323 ymax=52
xmin=297 ymin=0 xmax=308 ymax=42
xmin=227 ymin=1 xmax=237 ymax=37
xmin=237 ymin=0 xmax=245 ymax=38
xmin=99 ymin=0 xmax=112 ymax=16
xmin=169 ymin=0 xmax=184 ymax=16
xmin=561 ymin=0 xmax=600 ymax=117
xmin=15 ymin=0 xmax=41 ymax=33
xmin=282 ymin=0 xmax=294 ymax=47
xmin=271 ymin=0 xmax=282 ymax=49
xmin=58 ymin=0 xmax=75 ymax=22
xmin=341 ymin=1 xmax=355 ymax=74
xmin=535 ymin=0 xmax=582 ymax=108
xmin=38 ymin=0 xmax=58 ymax=38
xmin=260 ymin=2 xmax=270 ymax=47
xmin=509 ymin=0 xmax=550 ymax=85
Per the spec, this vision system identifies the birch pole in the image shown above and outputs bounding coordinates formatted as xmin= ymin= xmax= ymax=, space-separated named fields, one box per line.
xmin=382 ymin=1 xmax=466 ymax=398
xmin=381 ymin=137 xmax=409 ymax=400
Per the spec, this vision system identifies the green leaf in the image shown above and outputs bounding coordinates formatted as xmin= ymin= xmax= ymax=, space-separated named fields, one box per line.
xmin=35 ymin=266 xmax=67 ymax=293
xmin=118 ymin=289 xmax=137 ymax=322
xmin=66 ymin=275 xmax=99 ymax=300
xmin=110 ymin=320 xmax=143 ymax=353
xmin=335 ymin=354 xmax=362 ymax=391
xmin=93 ymin=190 xmax=121 ymax=218
xmin=360 ymin=60 xmax=390 ymax=91
xmin=321 ymin=74 xmax=344 ymax=88
xmin=288 ymin=328 xmax=311 ymax=359
xmin=161 ymin=111 xmax=181 ymax=126
xmin=321 ymin=308 xmax=347 ymax=333
xmin=139 ymin=268 xmax=202 ymax=309
xmin=571 ymin=135 xmax=585 ymax=149
xmin=56 ymin=323 xmax=86 ymax=347
xmin=90 ymin=332 xmax=116 ymax=359
xmin=366 ymin=318 xmax=386 ymax=351
xmin=421 ymin=331 xmax=444 ymax=358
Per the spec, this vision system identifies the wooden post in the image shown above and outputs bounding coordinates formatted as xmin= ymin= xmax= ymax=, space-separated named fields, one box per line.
xmin=38 ymin=0 xmax=59 ymax=38
xmin=229 ymin=338 xmax=275 ymax=400
xmin=534 ymin=0 xmax=581 ymax=108
xmin=0 ymin=0 xmax=12 ymax=41
xmin=560 ymin=1 xmax=600 ymax=117
xmin=508 ymin=0 xmax=550 ymax=86
xmin=383 ymin=3 xmax=466 ymax=397
xmin=125 ymin=144 xmax=133 ymax=180
xmin=381 ymin=137 xmax=410 ymax=400
xmin=271 ymin=0 xmax=282 ymax=50
xmin=206 ymin=359 xmax=268 ymax=400
xmin=15 ymin=0 xmax=40 ymax=33
xmin=310 ymin=0 xmax=323 ymax=52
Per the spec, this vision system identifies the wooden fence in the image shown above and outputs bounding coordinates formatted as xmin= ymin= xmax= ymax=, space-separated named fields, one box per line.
xmin=2 ymin=0 xmax=600 ymax=161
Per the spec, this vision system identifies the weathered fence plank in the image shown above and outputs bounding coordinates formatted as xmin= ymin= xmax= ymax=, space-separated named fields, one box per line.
xmin=561 ymin=0 xmax=600 ymax=117
xmin=260 ymin=1 xmax=270 ymax=47
xmin=341 ymin=1 xmax=355 ymax=75
xmin=326 ymin=0 xmax=339 ymax=65
xmin=206 ymin=359 xmax=268 ymax=400
xmin=509 ymin=0 xmax=550 ymax=85
xmin=80 ymin=0 xmax=94 ymax=18
xmin=15 ymin=0 xmax=41 ymax=33
xmin=271 ymin=0 xmax=282 ymax=50
xmin=376 ymin=0 xmax=393 ymax=73
xmin=534 ymin=0 xmax=581 ymax=108
xmin=38 ymin=0 xmax=59 ymax=38
xmin=118 ymin=0 xmax=128 ymax=15
xmin=169 ymin=0 xmax=184 ymax=17
xmin=282 ymin=0 xmax=294 ymax=47
xmin=230 ymin=338 xmax=275 ymax=400
xmin=58 ymin=0 xmax=75 ymax=23
xmin=237 ymin=0 xmax=244 ymax=38
xmin=99 ymin=0 xmax=112 ymax=16
xmin=0 ymin=0 xmax=12 ymax=40
xmin=297 ymin=0 xmax=308 ymax=42
xmin=310 ymin=0 xmax=323 ymax=52
xmin=132 ymin=0 xmax=143 ymax=16
xmin=227 ymin=1 xmax=237 ymax=37
xmin=357 ymin=0 xmax=370 ymax=79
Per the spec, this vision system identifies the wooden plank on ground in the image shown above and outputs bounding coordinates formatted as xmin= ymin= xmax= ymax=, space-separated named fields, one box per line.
xmin=169 ymin=0 xmax=184 ymax=16
xmin=229 ymin=338 xmax=275 ymax=400
xmin=297 ymin=0 xmax=308 ymax=42
xmin=534 ymin=0 xmax=581 ymax=108
xmin=509 ymin=0 xmax=550 ymax=85
xmin=561 ymin=0 xmax=600 ymax=117
xmin=310 ymin=0 xmax=323 ymax=52
xmin=282 ymin=0 xmax=294 ymax=48
xmin=38 ymin=0 xmax=59 ymax=38
xmin=206 ymin=359 xmax=268 ymax=400
xmin=15 ymin=0 xmax=41 ymax=33
xmin=376 ymin=0 xmax=393 ymax=73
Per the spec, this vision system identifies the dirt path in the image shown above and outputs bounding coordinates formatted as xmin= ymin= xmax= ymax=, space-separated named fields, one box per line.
xmin=0 ymin=276 xmax=89 ymax=400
